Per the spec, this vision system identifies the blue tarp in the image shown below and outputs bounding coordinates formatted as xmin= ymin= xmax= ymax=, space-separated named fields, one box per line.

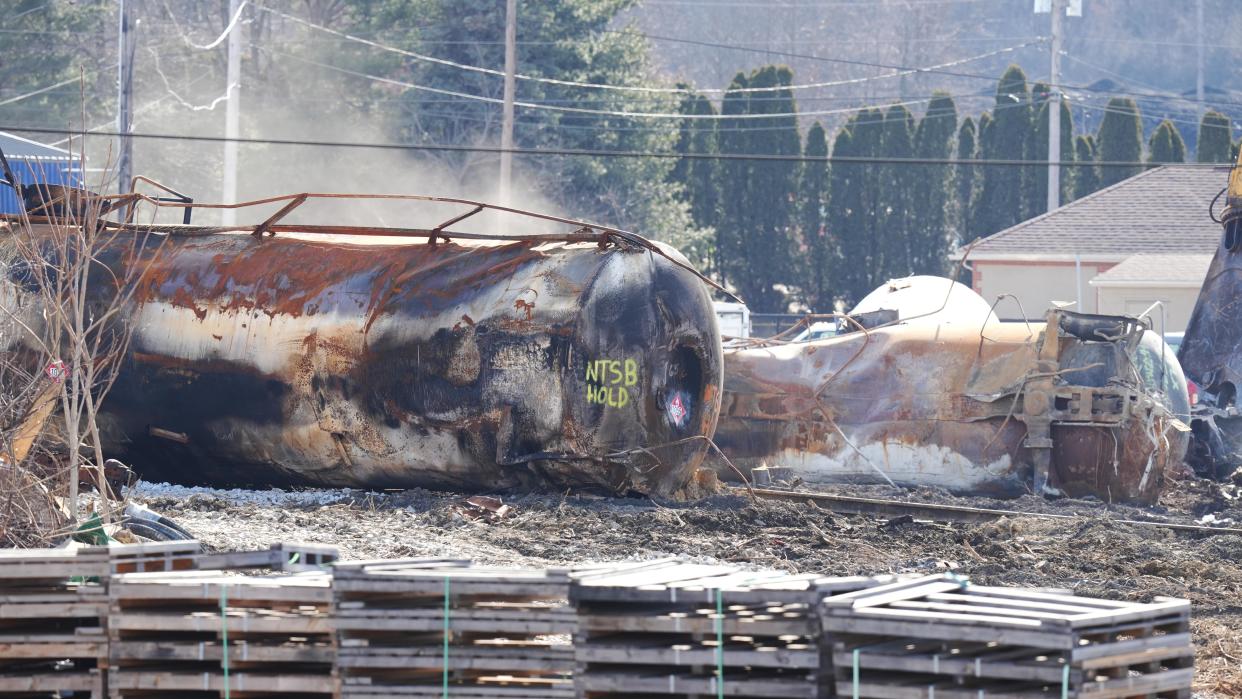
xmin=0 ymin=156 xmax=82 ymax=214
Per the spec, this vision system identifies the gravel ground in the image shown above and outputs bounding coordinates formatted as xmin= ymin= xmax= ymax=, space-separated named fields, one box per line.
xmin=132 ymin=474 xmax=1242 ymax=698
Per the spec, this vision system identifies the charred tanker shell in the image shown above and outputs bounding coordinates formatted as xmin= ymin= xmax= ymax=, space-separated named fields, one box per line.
xmin=4 ymin=212 xmax=723 ymax=495
xmin=713 ymin=278 xmax=1189 ymax=505
xmin=1178 ymin=151 xmax=1242 ymax=477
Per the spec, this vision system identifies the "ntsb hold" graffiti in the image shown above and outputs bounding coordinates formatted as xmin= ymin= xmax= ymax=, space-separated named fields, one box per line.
xmin=586 ymin=358 xmax=638 ymax=408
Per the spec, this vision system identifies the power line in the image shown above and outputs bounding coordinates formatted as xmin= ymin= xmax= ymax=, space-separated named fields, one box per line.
xmin=263 ymin=44 xmax=1242 ymax=133
xmin=1061 ymin=52 xmax=1242 ymax=108
xmin=0 ymin=75 xmax=93 ymax=107
xmin=1072 ymin=101 xmax=1233 ymax=131
xmin=261 ymin=46 xmax=943 ymax=120
xmin=1072 ymin=35 xmax=1241 ymax=51
xmin=610 ymin=29 xmax=1037 ymax=85
xmin=2 ymin=124 xmax=1217 ymax=169
xmin=256 ymin=4 xmax=1037 ymax=96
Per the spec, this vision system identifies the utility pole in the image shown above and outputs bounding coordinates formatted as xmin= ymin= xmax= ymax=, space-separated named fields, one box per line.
xmin=1197 ymin=0 xmax=1206 ymax=119
xmin=1046 ymin=0 xmax=1065 ymax=213
xmin=499 ymin=0 xmax=517 ymax=207
xmin=222 ymin=0 xmax=243 ymax=225
xmin=116 ymin=0 xmax=135 ymax=194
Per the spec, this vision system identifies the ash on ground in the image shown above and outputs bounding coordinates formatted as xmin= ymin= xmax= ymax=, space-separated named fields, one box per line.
xmin=132 ymin=474 xmax=1242 ymax=698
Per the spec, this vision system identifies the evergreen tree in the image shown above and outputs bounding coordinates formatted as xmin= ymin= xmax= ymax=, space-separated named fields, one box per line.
xmin=1030 ymin=99 xmax=1075 ymax=210
xmin=831 ymin=109 xmax=887 ymax=304
xmin=1197 ymin=110 xmax=1233 ymax=163
xmin=715 ymin=66 xmax=801 ymax=312
xmin=910 ymin=93 xmax=958 ymax=276
xmin=1023 ymin=82 xmax=1055 ymax=216
xmin=717 ymin=73 xmax=752 ymax=291
xmin=969 ymin=111 xmax=996 ymax=240
xmin=879 ymin=105 xmax=916 ymax=279
xmin=954 ymin=117 xmax=978 ymax=244
xmin=799 ymin=122 xmax=832 ymax=311
xmin=669 ymin=91 xmax=720 ymax=268
xmin=1030 ymin=82 xmax=1052 ymax=108
xmin=352 ymin=0 xmax=699 ymax=248
xmin=1096 ymin=97 xmax=1144 ymax=188
xmin=827 ymin=125 xmax=861 ymax=304
xmin=976 ymin=66 xmax=1032 ymax=236
xmin=1073 ymin=135 xmax=1101 ymax=200
xmin=0 ymin=1 xmax=112 ymax=127
xmin=1148 ymin=120 xmax=1187 ymax=164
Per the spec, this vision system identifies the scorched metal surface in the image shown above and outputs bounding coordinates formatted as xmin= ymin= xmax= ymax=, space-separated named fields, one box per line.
xmin=1177 ymin=153 xmax=1242 ymax=477
xmin=713 ymin=280 xmax=1188 ymax=504
xmin=2 ymin=202 xmax=723 ymax=495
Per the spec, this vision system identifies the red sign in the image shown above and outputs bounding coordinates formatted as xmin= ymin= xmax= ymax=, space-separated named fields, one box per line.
xmin=44 ymin=360 xmax=68 ymax=384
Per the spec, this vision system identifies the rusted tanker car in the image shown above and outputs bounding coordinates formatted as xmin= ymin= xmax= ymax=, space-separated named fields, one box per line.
xmin=0 ymin=191 xmax=723 ymax=495
xmin=714 ymin=278 xmax=1190 ymax=504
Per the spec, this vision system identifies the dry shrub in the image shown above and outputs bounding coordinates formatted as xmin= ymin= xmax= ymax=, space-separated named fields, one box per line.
xmin=0 ymin=142 xmax=164 ymax=546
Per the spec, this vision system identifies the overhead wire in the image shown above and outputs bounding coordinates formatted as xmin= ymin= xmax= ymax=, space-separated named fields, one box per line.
xmin=258 ymin=45 xmax=943 ymax=120
xmin=255 ymin=4 xmax=1039 ymax=96
xmin=256 ymin=42 xmax=1238 ymax=136
xmin=256 ymin=5 xmax=1238 ymax=122
xmin=1072 ymin=101 xmax=1235 ymax=131
xmin=2 ymin=124 xmax=1218 ymax=169
xmin=1062 ymin=52 xmax=1242 ymax=107
xmin=0 ymin=75 xmax=95 ymax=108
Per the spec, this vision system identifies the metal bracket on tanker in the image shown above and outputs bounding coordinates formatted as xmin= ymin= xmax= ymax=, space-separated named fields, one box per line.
xmin=1014 ymin=308 xmax=1181 ymax=500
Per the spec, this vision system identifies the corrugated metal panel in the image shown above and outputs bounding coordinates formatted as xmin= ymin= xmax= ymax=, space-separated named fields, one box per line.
xmin=0 ymin=156 xmax=81 ymax=214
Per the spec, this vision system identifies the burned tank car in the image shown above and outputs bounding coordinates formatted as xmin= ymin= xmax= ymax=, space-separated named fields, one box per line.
xmin=1179 ymin=153 xmax=1242 ymax=477
xmin=86 ymin=232 xmax=722 ymax=495
xmin=713 ymin=278 xmax=1188 ymax=505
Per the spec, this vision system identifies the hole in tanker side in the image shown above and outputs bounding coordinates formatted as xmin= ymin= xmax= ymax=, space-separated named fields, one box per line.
xmin=664 ymin=343 xmax=704 ymax=433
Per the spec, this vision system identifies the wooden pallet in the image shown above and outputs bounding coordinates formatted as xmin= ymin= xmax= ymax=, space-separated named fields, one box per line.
xmin=572 ymin=560 xmax=890 ymax=699
xmin=0 ymin=545 xmax=183 ymax=699
xmin=821 ymin=574 xmax=1194 ymax=699
xmin=197 ymin=541 xmax=340 ymax=573
xmin=333 ymin=559 xmax=574 ymax=698
xmin=108 ymin=569 xmax=335 ymax=698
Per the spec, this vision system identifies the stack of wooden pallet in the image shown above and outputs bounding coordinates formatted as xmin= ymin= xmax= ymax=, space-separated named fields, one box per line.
xmin=572 ymin=559 xmax=887 ymax=699
xmin=333 ymin=558 xmax=576 ymax=698
xmin=108 ymin=569 xmax=335 ymax=698
xmin=0 ymin=547 xmax=109 ymax=698
xmin=821 ymin=573 xmax=1194 ymax=699
xmin=0 ymin=541 xmax=204 ymax=698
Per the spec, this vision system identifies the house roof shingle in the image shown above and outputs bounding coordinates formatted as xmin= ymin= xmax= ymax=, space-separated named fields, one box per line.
xmin=962 ymin=166 xmax=1225 ymax=261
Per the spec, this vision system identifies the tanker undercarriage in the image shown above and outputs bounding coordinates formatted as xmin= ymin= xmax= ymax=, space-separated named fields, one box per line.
xmin=0 ymin=170 xmax=1190 ymax=504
